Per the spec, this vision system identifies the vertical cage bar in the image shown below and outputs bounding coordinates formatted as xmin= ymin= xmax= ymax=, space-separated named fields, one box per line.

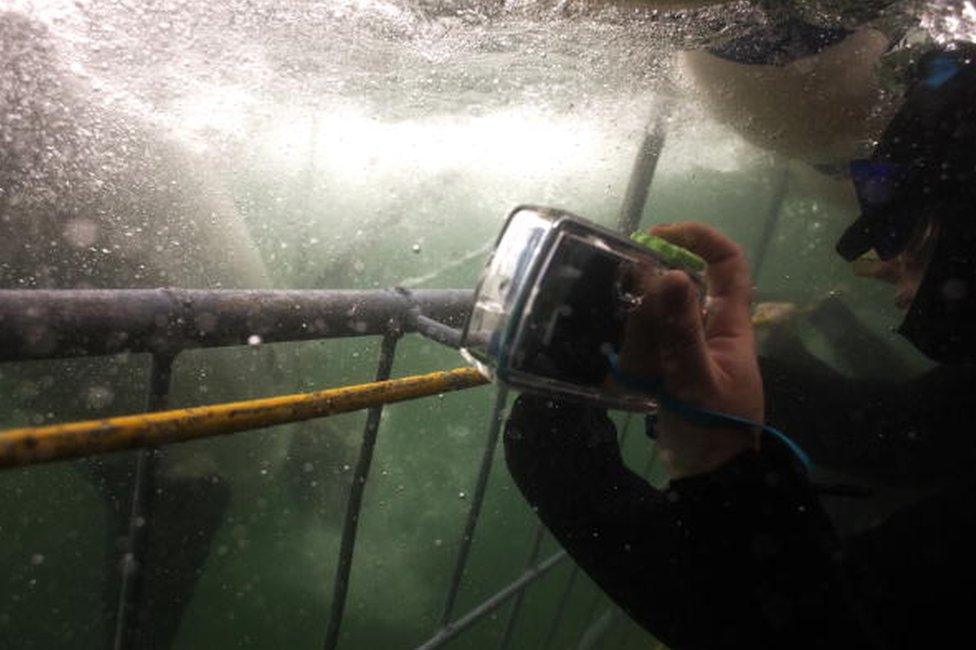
xmin=642 ymin=443 xmax=659 ymax=479
xmin=579 ymin=589 xmax=604 ymax=637
xmin=617 ymin=105 xmax=670 ymax=234
xmin=498 ymin=522 xmax=547 ymax=650
xmin=113 ymin=352 xmax=175 ymax=650
xmin=618 ymin=414 xmax=634 ymax=446
xmin=439 ymin=385 xmax=510 ymax=626
xmin=615 ymin=616 xmax=637 ymax=650
xmin=322 ymin=330 xmax=401 ymax=650
xmin=542 ymin=563 xmax=581 ymax=650
xmin=751 ymin=165 xmax=790 ymax=282
xmin=576 ymin=607 xmax=617 ymax=650
xmin=539 ymin=414 xmax=632 ymax=650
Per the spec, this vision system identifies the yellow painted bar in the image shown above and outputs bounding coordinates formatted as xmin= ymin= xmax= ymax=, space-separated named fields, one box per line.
xmin=0 ymin=367 xmax=489 ymax=470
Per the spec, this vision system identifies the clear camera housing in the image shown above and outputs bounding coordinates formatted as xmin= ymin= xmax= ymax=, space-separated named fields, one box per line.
xmin=461 ymin=205 xmax=705 ymax=411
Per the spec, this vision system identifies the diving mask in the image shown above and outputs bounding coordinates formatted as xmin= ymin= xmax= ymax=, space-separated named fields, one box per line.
xmin=460 ymin=206 xmax=706 ymax=411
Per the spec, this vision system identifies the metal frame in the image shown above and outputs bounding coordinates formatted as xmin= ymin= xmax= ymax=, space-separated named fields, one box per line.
xmin=498 ymin=522 xmax=547 ymax=650
xmin=751 ymin=165 xmax=790 ymax=282
xmin=0 ymin=288 xmax=618 ymax=649
xmin=0 ymin=288 xmax=472 ymax=362
xmin=618 ymin=103 xmax=671 ymax=234
xmin=438 ymin=385 xmax=509 ymax=627
xmin=415 ymin=551 xmax=569 ymax=650
xmin=2 ymin=97 xmax=672 ymax=648
xmin=112 ymin=352 xmax=173 ymax=650
xmin=323 ymin=329 xmax=402 ymax=649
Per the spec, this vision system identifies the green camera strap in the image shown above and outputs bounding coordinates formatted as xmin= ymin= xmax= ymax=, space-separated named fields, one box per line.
xmin=630 ymin=231 xmax=706 ymax=274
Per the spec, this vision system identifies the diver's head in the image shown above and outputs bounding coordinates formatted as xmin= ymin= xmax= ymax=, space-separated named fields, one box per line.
xmin=836 ymin=43 xmax=976 ymax=364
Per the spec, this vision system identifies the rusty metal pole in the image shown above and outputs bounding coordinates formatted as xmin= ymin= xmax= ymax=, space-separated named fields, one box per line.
xmin=0 ymin=367 xmax=488 ymax=469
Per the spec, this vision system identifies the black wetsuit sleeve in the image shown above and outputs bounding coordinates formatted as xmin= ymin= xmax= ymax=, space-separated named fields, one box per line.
xmin=761 ymin=353 xmax=976 ymax=485
xmin=504 ymin=393 xmax=877 ymax=650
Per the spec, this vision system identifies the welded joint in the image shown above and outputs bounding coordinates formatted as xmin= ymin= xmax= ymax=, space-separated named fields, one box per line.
xmin=395 ymin=287 xmax=464 ymax=350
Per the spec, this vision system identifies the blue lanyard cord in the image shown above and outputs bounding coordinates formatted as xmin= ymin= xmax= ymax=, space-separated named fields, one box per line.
xmin=656 ymin=392 xmax=814 ymax=472
xmin=606 ymin=353 xmax=814 ymax=472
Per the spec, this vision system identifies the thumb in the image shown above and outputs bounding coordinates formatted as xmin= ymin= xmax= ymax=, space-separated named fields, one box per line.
xmin=653 ymin=270 xmax=712 ymax=399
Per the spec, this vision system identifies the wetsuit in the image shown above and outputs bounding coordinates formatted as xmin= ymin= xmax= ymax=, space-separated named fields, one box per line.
xmin=506 ymin=33 xmax=976 ymax=650
xmin=504 ymin=388 xmax=976 ymax=649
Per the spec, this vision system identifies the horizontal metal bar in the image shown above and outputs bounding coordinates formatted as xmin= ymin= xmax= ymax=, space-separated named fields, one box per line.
xmin=416 ymin=550 xmax=568 ymax=650
xmin=0 ymin=367 xmax=488 ymax=469
xmin=0 ymin=289 xmax=473 ymax=362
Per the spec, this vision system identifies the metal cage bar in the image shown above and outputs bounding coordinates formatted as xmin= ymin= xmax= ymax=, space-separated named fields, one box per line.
xmin=539 ymin=414 xmax=635 ymax=650
xmin=542 ymin=563 xmax=581 ymax=649
xmin=579 ymin=588 xmax=604 ymax=642
xmin=577 ymin=607 xmax=617 ymax=650
xmin=416 ymin=550 xmax=568 ymax=650
xmin=751 ymin=165 xmax=790 ymax=282
xmin=614 ymin=612 xmax=637 ymax=650
xmin=438 ymin=385 xmax=509 ymax=626
xmin=323 ymin=329 xmax=402 ymax=650
xmin=0 ymin=367 xmax=487 ymax=470
xmin=112 ymin=352 xmax=174 ymax=650
xmin=0 ymin=289 xmax=472 ymax=362
xmin=618 ymin=105 xmax=670 ymax=234
xmin=1 ymin=285 xmax=651 ymax=649
xmin=498 ymin=522 xmax=547 ymax=650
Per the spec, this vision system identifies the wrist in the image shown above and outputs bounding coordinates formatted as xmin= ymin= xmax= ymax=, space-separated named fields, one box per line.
xmin=655 ymin=409 xmax=760 ymax=479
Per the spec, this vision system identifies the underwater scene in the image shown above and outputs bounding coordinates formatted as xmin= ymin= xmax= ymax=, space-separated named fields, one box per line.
xmin=2 ymin=0 xmax=975 ymax=648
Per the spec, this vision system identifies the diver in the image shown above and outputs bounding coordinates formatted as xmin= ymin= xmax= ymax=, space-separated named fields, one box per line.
xmin=503 ymin=43 xmax=976 ymax=648
xmin=758 ymin=42 xmax=976 ymax=491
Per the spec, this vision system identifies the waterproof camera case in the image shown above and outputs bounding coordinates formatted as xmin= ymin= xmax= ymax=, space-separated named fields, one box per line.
xmin=461 ymin=205 xmax=706 ymax=411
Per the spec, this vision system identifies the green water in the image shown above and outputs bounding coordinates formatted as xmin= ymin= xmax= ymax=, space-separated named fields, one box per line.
xmin=0 ymin=0 xmax=953 ymax=648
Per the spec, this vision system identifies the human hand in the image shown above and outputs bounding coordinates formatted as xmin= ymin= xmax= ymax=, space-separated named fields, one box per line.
xmin=620 ymin=222 xmax=762 ymax=479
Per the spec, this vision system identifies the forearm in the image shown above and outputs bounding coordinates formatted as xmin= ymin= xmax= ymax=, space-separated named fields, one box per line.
xmin=504 ymin=394 xmax=874 ymax=648
xmin=503 ymin=394 xmax=658 ymax=528
xmin=761 ymin=354 xmax=976 ymax=485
